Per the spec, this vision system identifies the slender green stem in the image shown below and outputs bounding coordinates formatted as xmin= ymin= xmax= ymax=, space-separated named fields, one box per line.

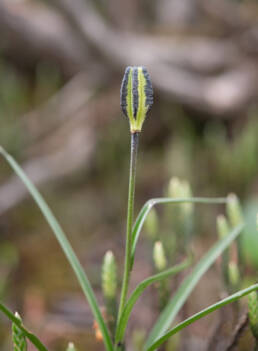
xmin=117 ymin=132 xmax=139 ymax=345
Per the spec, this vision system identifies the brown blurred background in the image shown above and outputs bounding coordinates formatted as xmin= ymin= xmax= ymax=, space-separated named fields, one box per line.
xmin=0 ymin=0 xmax=258 ymax=350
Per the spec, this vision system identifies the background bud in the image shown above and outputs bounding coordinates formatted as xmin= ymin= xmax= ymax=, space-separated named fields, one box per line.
xmin=168 ymin=177 xmax=193 ymax=217
xmin=12 ymin=312 xmax=27 ymax=351
xmin=226 ymin=193 xmax=243 ymax=227
xmin=153 ymin=241 xmax=167 ymax=271
xmin=144 ymin=208 xmax=158 ymax=240
xmin=102 ymin=251 xmax=117 ymax=299
xmin=228 ymin=261 xmax=239 ymax=288
xmin=216 ymin=215 xmax=229 ymax=240
xmin=66 ymin=342 xmax=77 ymax=351
xmin=248 ymin=291 xmax=258 ymax=339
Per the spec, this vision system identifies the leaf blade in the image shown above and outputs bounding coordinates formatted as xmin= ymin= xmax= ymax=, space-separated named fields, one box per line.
xmin=0 ymin=147 xmax=113 ymax=351
xmin=147 ymin=283 xmax=258 ymax=351
xmin=116 ymin=257 xmax=191 ymax=343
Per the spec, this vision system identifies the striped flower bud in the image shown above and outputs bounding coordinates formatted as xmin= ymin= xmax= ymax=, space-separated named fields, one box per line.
xmin=226 ymin=193 xmax=243 ymax=227
xmin=216 ymin=214 xmax=229 ymax=240
xmin=120 ymin=66 xmax=153 ymax=133
xmin=102 ymin=251 xmax=117 ymax=299
xmin=66 ymin=342 xmax=77 ymax=351
xmin=153 ymin=241 xmax=167 ymax=271
xmin=12 ymin=312 xmax=27 ymax=351
xmin=248 ymin=291 xmax=258 ymax=339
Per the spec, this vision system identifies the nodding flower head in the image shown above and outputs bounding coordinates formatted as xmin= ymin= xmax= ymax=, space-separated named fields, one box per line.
xmin=120 ymin=66 xmax=153 ymax=133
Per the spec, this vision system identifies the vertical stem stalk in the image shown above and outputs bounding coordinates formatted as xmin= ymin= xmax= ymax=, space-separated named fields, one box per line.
xmin=116 ymin=132 xmax=139 ymax=346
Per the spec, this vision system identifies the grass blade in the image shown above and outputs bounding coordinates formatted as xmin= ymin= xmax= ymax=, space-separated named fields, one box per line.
xmin=115 ymin=257 xmax=191 ymax=343
xmin=131 ymin=197 xmax=227 ymax=266
xmin=144 ymin=223 xmax=244 ymax=349
xmin=147 ymin=283 xmax=258 ymax=351
xmin=0 ymin=147 xmax=113 ymax=351
xmin=0 ymin=303 xmax=48 ymax=351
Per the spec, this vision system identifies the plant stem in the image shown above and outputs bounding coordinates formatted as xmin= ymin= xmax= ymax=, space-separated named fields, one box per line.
xmin=117 ymin=132 xmax=139 ymax=346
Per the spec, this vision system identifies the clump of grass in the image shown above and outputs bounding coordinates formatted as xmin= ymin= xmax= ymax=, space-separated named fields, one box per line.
xmin=0 ymin=66 xmax=256 ymax=351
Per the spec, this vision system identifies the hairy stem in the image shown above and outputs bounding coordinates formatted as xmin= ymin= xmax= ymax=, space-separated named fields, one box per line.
xmin=116 ymin=132 xmax=139 ymax=349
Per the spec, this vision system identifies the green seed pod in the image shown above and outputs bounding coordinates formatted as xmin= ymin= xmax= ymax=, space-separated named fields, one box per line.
xmin=120 ymin=66 xmax=153 ymax=133
xmin=248 ymin=291 xmax=258 ymax=339
xmin=153 ymin=241 xmax=167 ymax=271
xmin=228 ymin=261 xmax=239 ymax=288
xmin=102 ymin=251 xmax=117 ymax=299
xmin=12 ymin=312 xmax=27 ymax=351
xmin=144 ymin=208 xmax=158 ymax=240
xmin=216 ymin=215 xmax=229 ymax=240
xmin=226 ymin=193 xmax=243 ymax=227
xmin=66 ymin=343 xmax=77 ymax=351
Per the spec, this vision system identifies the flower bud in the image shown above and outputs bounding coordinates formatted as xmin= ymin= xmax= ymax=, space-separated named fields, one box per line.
xmin=102 ymin=251 xmax=117 ymax=299
xmin=12 ymin=312 xmax=27 ymax=351
xmin=120 ymin=66 xmax=153 ymax=133
xmin=153 ymin=241 xmax=167 ymax=271
xmin=226 ymin=193 xmax=243 ymax=227
xmin=216 ymin=215 xmax=229 ymax=240
xmin=248 ymin=291 xmax=258 ymax=339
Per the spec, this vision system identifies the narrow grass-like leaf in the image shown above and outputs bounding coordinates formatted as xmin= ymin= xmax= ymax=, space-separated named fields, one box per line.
xmin=131 ymin=197 xmax=227 ymax=266
xmin=0 ymin=147 xmax=113 ymax=351
xmin=0 ymin=303 xmax=48 ymax=351
xmin=115 ymin=257 xmax=191 ymax=343
xmin=144 ymin=223 xmax=244 ymax=349
xmin=147 ymin=283 xmax=258 ymax=351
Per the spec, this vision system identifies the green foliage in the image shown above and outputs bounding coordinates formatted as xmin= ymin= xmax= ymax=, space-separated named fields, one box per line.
xmin=115 ymin=258 xmax=191 ymax=344
xmin=0 ymin=147 xmax=113 ymax=351
xmin=0 ymin=66 xmax=255 ymax=351
xmin=147 ymin=284 xmax=258 ymax=351
xmin=0 ymin=303 xmax=48 ymax=351
xmin=145 ymin=223 xmax=244 ymax=349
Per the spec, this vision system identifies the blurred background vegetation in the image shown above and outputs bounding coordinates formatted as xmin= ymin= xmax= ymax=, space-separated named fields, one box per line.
xmin=0 ymin=0 xmax=258 ymax=350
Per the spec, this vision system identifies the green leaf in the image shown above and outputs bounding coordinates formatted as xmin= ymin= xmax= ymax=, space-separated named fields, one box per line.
xmin=0 ymin=303 xmax=48 ymax=351
xmin=146 ymin=283 xmax=258 ymax=351
xmin=131 ymin=197 xmax=227 ymax=267
xmin=144 ymin=223 xmax=244 ymax=349
xmin=0 ymin=147 xmax=113 ymax=351
xmin=115 ymin=257 xmax=191 ymax=343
